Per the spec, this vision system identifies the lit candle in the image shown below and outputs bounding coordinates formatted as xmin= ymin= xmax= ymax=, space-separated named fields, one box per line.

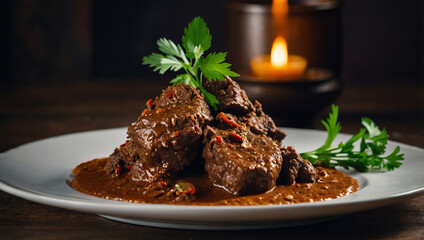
xmin=250 ymin=35 xmax=307 ymax=81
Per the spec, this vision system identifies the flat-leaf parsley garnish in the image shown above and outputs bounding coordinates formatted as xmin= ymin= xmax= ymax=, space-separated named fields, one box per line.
xmin=300 ymin=105 xmax=404 ymax=172
xmin=142 ymin=16 xmax=239 ymax=110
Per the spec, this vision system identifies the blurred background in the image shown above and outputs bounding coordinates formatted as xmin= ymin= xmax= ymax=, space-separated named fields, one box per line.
xmin=0 ymin=1 xmax=424 ymax=236
xmin=0 ymin=0 xmax=423 ymax=150
xmin=0 ymin=0 xmax=422 ymax=87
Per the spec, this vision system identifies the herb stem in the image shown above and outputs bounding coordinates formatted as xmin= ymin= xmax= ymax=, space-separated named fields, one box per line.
xmin=300 ymin=104 xmax=404 ymax=172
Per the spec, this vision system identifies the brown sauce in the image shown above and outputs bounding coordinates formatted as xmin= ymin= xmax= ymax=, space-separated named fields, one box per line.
xmin=71 ymin=158 xmax=359 ymax=205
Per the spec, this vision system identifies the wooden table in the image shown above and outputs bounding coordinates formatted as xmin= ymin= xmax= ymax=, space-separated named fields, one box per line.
xmin=1 ymin=79 xmax=423 ymax=239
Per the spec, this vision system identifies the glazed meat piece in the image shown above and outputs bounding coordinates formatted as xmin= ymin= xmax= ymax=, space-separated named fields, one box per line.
xmin=280 ymin=146 xmax=316 ymax=184
xmin=240 ymin=101 xmax=286 ymax=144
xmin=107 ymin=83 xmax=213 ymax=182
xmin=104 ymin=140 xmax=138 ymax=176
xmin=128 ymin=83 xmax=213 ymax=182
xmin=204 ymin=76 xmax=285 ymax=143
xmin=202 ymin=113 xmax=283 ymax=195
xmin=203 ymin=76 xmax=254 ymax=115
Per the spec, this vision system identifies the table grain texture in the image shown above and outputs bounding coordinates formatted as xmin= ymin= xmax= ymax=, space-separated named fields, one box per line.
xmin=0 ymin=79 xmax=423 ymax=240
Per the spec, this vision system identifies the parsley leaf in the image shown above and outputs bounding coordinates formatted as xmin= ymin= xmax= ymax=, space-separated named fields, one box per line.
xmin=182 ymin=16 xmax=212 ymax=59
xmin=157 ymin=38 xmax=189 ymax=64
xmin=315 ymin=105 xmax=341 ymax=152
xmin=158 ymin=56 xmax=183 ymax=74
xmin=300 ymin=105 xmax=404 ymax=172
xmin=142 ymin=16 xmax=238 ymax=111
xmin=200 ymin=52 xmax=240 ymax=81
xmin=142 ymin=53 xmax=165 ymax=72
xmin=362 ymin=117 xmax=382 ymax=138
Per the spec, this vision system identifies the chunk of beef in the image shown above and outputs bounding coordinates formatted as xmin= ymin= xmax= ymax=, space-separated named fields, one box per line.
xmin=204 ymin=76 xmax=254 ymax=114
xmin=106 ymin=83 xmax=213 ymax=182
xmin=279 ymin=146 xmax=316 ymax=184
xmin=240 ymin=101 xmax=286 ymax=144
xmin=104 ymin=140 xmax=138 ymax=176
xmin=202 ymin=113 xmax=283 ymax=195
xmin=214 ymin=111 xmax=240 ymax=130
xmin=204 ymin=76 xmax=285 ymax=143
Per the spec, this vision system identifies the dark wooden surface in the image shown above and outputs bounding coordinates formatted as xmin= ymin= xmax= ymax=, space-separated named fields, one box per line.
xmin=0 ymin=79 xmax=423 ymax=239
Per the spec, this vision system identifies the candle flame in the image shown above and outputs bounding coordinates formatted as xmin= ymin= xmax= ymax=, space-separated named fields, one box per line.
xmin=271 ymin=35 xmax=288 ymax=67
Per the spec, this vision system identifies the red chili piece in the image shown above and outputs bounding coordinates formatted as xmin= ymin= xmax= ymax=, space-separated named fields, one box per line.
xmin=159 ymin=181 xmax=168 ymax=187
xmin=220 ymin=112 xmax=239 ymax=128
xmin=116 ymin=165 xmax=122 ymax=175
xmin=142 ymin=109 xmax=149 ymax=115
xmin=156 ymin=108 xmax=165 ymax=114
xmin=184 ymin=187 xmax=196 ymax=195
xmin=173 ymin=131 xmax=179 ymax=137
xmin=146 ymin=99 xmax=153 ymax=109
xmin=229 ymin=132 xmax=243 ymax=143
xmin=127 ymin=165 xmax=132 ymax=171
xmin=215 ymin=136 xmax=223 ymax=143
xmin=166 ymin=91 xmax=174 ymax=99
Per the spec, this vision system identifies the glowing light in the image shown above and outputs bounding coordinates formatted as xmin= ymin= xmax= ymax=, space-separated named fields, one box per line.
xmin=272 ymin=0 xmax=288 ymax=16
xmin=270 ymin=35 xmax=288 ymax=67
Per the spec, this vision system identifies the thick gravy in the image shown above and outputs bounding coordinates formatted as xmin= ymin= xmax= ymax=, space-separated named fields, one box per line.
xmin=71 ymin=158 xmax=358 ymax=205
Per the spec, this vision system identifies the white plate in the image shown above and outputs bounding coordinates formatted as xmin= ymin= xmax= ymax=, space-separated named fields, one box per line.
xmin=0 ymin=127 xmax=423 ymax=230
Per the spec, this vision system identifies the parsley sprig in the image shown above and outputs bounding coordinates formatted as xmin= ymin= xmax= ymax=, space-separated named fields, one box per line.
xmin=142 ymin=16 xmax=239 ymax=110
xmin=300 ymin=105 xmax=404 ymax=172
